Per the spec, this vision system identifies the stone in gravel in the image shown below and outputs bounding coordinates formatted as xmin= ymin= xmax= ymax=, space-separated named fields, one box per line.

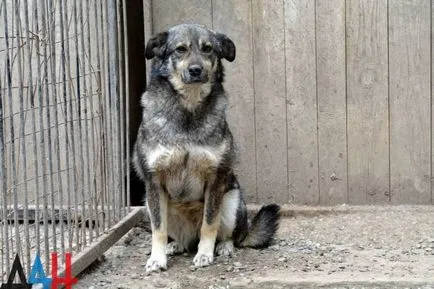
xmin=234 ymin=262 xmax=245 ymax=269
xmin=123 ymin=236 xmax=133 ymax=245
xmin=189 ymin=265 xmax=197 ymax=271
xmin=220 ymin=275 xmax=226 ymax=280
xmin=354 ymin=244 xmax=365 ymax=250
xmin=152 ymin=279 xmax=167 ymax=288
xmin=279 ymin=240 xmax=287 ymax=246
xmin=226 ymin=266 xmax=234 ymax=272
xmin=332 ymin=256 xmax=344 ymax=263
xmin=278 ymin=257 xmax=287 ymax=262
xmin=268 ymin=244 xmax=279 ymax=251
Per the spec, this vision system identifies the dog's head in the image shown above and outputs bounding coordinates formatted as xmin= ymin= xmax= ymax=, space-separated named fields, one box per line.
xmin=145 ymin=24 xmax=235 ymax=86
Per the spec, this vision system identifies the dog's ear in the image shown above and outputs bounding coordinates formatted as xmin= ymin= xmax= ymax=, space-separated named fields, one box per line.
xmin=215 ymin=33 xmax=236 ymax=62
xmin=145 ymin=31 xmax=169 ymax=59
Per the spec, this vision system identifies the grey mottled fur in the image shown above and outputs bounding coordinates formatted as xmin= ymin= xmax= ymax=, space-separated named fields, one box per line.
xmin=132 ymin=24 xmax=280 ymax=272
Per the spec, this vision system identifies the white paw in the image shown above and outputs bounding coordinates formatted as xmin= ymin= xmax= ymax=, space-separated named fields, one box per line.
xmin=216 ymin=240 xmax=234 ymax=257
xmin=146 ymin=254 xmax=167 ymax=273
xmin=193 ymin=251 xmax=214 ymax=267
xmin=166 ymin=241 xmax=184 ymax=255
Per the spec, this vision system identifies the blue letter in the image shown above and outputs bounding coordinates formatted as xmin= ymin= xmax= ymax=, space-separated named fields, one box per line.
xmin=28 ymin=255 xmax=52 ymax=289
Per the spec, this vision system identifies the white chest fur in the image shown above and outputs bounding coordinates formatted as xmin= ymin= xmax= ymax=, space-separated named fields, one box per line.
xmin=146 ymin=141 xmax=228 ymax=200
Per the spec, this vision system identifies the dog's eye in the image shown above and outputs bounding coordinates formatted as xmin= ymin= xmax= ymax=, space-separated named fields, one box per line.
xmin=201 ymin=44 xmax=213 ymax=53
xmin=175 ymin=46 xmax=188 ymax=53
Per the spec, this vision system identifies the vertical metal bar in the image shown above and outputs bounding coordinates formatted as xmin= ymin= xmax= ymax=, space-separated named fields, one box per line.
xmin=72 ymin=0 xmax=86 ymax=250
xmin=32 ymin=0 xmax=42 ymax=259
xmin=77 ymin=0 xmax=89 ymax=248
xmin=3 ymin=0 xmax=22 ymax=269
xmin=84 ymin=0 xmax=97 ymax=241
xmin=123 ymin=0 xmax=130 ymax=213
xmin=47 ymin=0 xmax=65 ymax=260
xmin=63 ymin=0 xmax=78 ymax=253
xmin=116 ymin=0 xmax=125 ymax=218
xmin=58 ymin=0 xmax=72 ymax=257
xmin=35 ymin=0 xmax=50 ymax=272
xmin=108 ymin=0 xmax=119 ymax=224
xmin=79 ymin=0 xmax=93 ymax=245
xmin=92 ymin=0 xmax=103 ymax=238
xmin=14 ymin=0 xmax=31 ymax=274
xmin=103 ymin=0 xmax=114 ymax=228
xmin=40 ymin=0 xmax=57 ymax=263
xmin=8 ymin=0 xmax=16 ymax=262
xmin=24 ymin=0 xmax=39 ymax=263
xmin=96 ymin=0 xmax=107 ymax=233
xmin=0 ymin=69 xmax=10 ymax=282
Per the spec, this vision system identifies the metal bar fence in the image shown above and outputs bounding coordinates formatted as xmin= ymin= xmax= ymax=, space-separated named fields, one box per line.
xmin=0 ymin=0 xmax=130 ymax=282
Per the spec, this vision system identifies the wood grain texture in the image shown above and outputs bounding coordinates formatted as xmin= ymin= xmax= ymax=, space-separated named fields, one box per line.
xmin=346 ymin=0 xmax=389 ymax=204
xmin=432 ymin=1 xmax=434 ymax=206
xmin=316 ymin=0 xmax=347 ymax=205
xmin=212 ymin=1 xmax=257 ymax=202
xmin=284 ymin=0 xmax=319 ymax=204
xmin=143 ymin=0 xmax=434 ymax=205
xmin=152 ymin=0 xmax=212 ymax=33
xmin=252 ymin=0 xmax=288 ymax=204
xmin=389 ymin=0 xmax=431 ymax=204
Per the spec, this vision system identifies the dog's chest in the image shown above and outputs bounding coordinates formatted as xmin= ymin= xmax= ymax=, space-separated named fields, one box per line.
xmin=147 ymin=142 xmax=227 ymax=201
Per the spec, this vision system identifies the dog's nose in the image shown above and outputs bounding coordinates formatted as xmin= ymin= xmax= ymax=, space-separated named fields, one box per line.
xmin=188 ymin=65 xmax=203 ymax=77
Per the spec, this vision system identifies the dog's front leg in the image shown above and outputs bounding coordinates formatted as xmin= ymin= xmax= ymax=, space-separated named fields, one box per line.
xmin=193 ymin=179 xmax=224 ymax=267
xmin=145 ymin=181 xmax=168 ymax=273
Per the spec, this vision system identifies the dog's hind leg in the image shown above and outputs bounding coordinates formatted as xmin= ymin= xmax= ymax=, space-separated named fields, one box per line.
xmin=215 ymin=188 xmax=241 ymax=257
xmin=166 ymin=241 xmax=185 ymax=255
xmin=167 ymin=201 xmax=203 ymax=254
xmin=145 ymin=181 xmax=169 ymax=273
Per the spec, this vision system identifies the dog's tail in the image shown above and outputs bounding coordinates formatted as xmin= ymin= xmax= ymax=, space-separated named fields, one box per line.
xmin=239 ymin=204 xmax=281 ymax=248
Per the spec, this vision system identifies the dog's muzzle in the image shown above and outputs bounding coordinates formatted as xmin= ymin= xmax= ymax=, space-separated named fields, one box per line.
xmin=182 ymin=64 xmax=208 ymax=84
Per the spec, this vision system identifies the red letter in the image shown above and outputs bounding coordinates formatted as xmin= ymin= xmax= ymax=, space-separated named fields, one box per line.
xmin=51 ymin=253 xmax=77 ymax=289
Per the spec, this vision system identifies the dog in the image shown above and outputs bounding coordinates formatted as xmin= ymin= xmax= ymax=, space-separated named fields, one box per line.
xmin=132 ymin=24 xmax=281 ymax=273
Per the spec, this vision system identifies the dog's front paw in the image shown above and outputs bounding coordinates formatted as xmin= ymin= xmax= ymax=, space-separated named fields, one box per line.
xmin=146 ymin=254 xmax=167 ymax=273
xmin=193 ymin=251 xmax=214 ymax=267
xmin=216 ymin=240 xmax=234 ymax=257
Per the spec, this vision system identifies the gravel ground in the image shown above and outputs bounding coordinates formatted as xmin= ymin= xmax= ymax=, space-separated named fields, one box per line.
xmin=75 ymin=206 xmax=434 ymax=289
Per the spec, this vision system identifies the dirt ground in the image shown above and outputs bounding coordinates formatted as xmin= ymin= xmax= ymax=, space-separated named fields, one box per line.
xmin=75 ymin=206 xmax=434 ymax=289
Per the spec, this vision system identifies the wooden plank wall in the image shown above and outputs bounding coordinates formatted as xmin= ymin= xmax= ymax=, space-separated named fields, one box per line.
xmin=147 ymin=0 xmax=434 ymax=205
